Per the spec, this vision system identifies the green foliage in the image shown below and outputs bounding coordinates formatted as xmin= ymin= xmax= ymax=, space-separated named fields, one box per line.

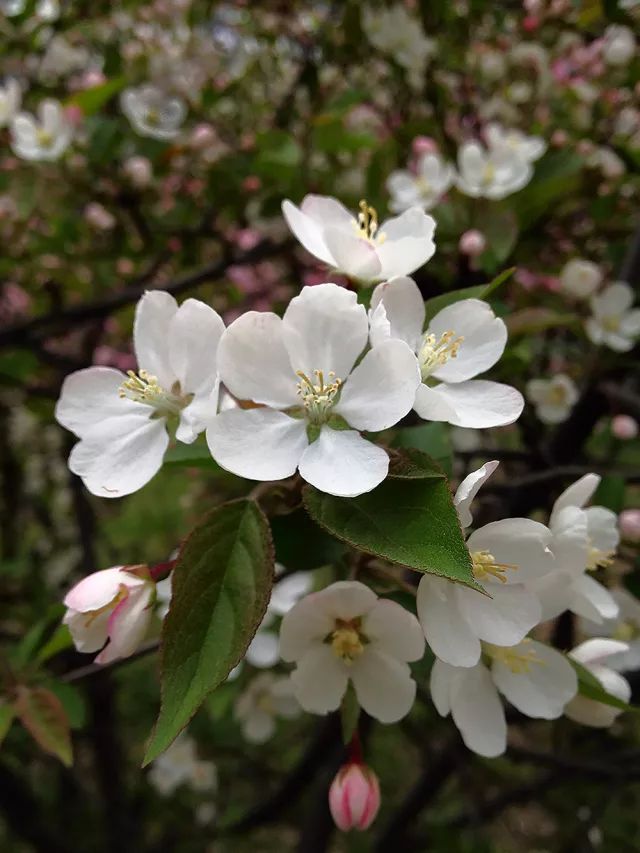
xmin=14 ymin=686 xmax=73 ymax=766
xmin=144 ymin=499 xmax=274 ymax=764
xmin=570 ymin=658 xmax=634 ymax=713
xmin=304 ymin=449 xmax=477 ymax=589
xmin=423 ymin=268 xmax=515 ymax=324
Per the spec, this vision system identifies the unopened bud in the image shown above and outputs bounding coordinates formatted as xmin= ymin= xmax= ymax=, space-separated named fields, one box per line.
xmin=459 ymin=229 xmax=486 ymax=256
xmin=612 ymin=415 xmax=638 ymax=441
xmin=620 ymin=509 xmax=640 ymax=543
xmin=329 ymin=762 xmax=380 ymax=832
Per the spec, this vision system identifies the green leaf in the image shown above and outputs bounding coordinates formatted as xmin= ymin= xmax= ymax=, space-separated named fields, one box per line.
xmin=513 ymin=150 xmax=583 ymax=229
xmin=393 ymin=424 xmax=452 ymax=476
xmin=14 ymin=686 xmax=73 ymax=766
xmin=143 ymin=499 xmax=274 ymax=765
xmin=67 ymin=76 xmax=126 ymax=115
xmin=423 ymin=268 xmax=515 ymax=324
xmin=387 ymin=446 xmax=447 ymax=479
xmin=303 ymin=449 xmax=477 ymax=589
xmin=270 ymin=509 xmax=346 ymax=571
xmin=46 ymin=683 xmax=86 ymax=730
xmin=570 ymin=659 xmax=634 ymax=713
xmin=0 ymin=702 xmax=15 ymax=747
xmin=340 ymin=684 xmax=360 ymax=745
xmin=592 ymin=475 xmax=626 ymax=514
xmin=12 ymin=605 xmax=65 ymax=668
xmin=163 ymin=441 xmax=222 ymax=470
xmin=36 ymin=625 xmax=74 ymax=664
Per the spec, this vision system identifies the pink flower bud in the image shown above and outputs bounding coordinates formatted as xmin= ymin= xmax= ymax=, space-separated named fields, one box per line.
xmin=620 ymin=509 xmax=640 ymax=542
xmin=81 ymin=69 xmax=106 ymax=89
xmin=63 ymin=567 xmax=155 ymax=664
xmin=612 ymin=415 xmax=638 ymax=441
xmin=123 ymin=156 xmax=152 ymax=188
xmin=85 ymin=202 xmax=116 ymax=231
xmin=459 ymin=229 xmax=486 ymax=256
xmin=190 ymin=123 xmax=217 ymax=149
xmin=329 ymin=763 xmax=381 ymax=832
xmin=243 ymin=175 xmax=261 ymax=192
xmin=412 ymin=135 xmax=438 ymax=156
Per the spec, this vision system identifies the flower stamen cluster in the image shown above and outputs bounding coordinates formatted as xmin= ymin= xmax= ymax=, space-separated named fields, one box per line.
xmin=484 ymin=640 xmax=544 ymax=674
xmin=119 ymin=369 xmax=190 ymax=415
xmin=418 ymin=330 xmax=464 ymax=380
xmin=355 ymin=199 xmax=386 ymax=244
xmin=471 ymin=549 xmax=519 ymax=584
xmin=295 ymin=369 xmax=342 ymax=424
xmin=329 ymin=618 xmax=367 ymax=664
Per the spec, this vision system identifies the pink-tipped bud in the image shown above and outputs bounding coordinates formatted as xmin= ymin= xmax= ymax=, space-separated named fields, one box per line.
xmin=123 ymin=156 xmax=152 ymax=188
xmin=84 ymin=201 xmax=115 ymax=231
xmin=459 ymin=229 xmax=486 ymax=257
xmin=620 ymin=509 xmax=640 ymax=543
xmin=612 ymin=415 xmax=638 ymax=441
xmin=329 ymin=763 xmax=380 ymax=832
xmin=412 ymin=135 xmax=437 ymax=156
xmin=190 ymin=123 xmax=217 ymax=150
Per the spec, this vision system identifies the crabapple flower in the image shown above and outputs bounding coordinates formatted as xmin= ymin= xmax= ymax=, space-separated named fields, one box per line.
xmin=0 ymin=79 xmax=21 ymax=128
xmin=455 ymin=139 xmax=532 ymax=200
xmin=329 ymin=762 xmax=381 ymax=832
xmin=526 ymin=373 xmax=579 ymax=424
xmin=565 ymin=639 xmax=631 ymax=727
xmin=279 ymin=581 xmax=424 ymax=723
xmin=431 ymin=640 xmax=578 ymax=757
xmin=63 ymin=566 xmax=155 ymax=665
xmin=206 ymin=283 xmax=420 ymax=497
xmin=484 ymin=123 xmax=546 ymax=164
xmin=10 ymin=99 xmax=73 ymax=161
xmin=531 ymin=474 xmax=619 ymax=623
xmin=361 ymin=5 xmax=434 ymax=90
xmin=234 ymin=673 xmax=300 ymax=743
xmin=370 ymin=276 xmax=524 ymax=428
xmin=148 ymin=733 xmax=217 ymax=796
xmin=418 ymin=463 xmax=551 ymax=667
xmin=602 ymin=25 xmax=636 ymax=66
xmin=581 ymin=587 xmax=640 ymax=672
xmin=281 ymin=195 xmax=436 ymax=283
xmin=585 ymin=282 xmax=640 ymax=352
xmin=559 ymin=258 xmax=602 ymax=299
xmin=56 ymin=291 xmax=225 ymax=497
xmin=120 ymin=84 xmax=187 ymax=140
xmin=386 ymin=152 xmax=454 ymax=213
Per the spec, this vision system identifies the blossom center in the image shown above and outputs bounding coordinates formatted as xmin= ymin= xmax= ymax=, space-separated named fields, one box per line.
xmin=330 ymin=619 xmax=365 ymax=664
xmin=482 ymin=162 xmax=496 ymax=185
xmin=119 ymin=369 xmax=191 ymax=416
xmin=418 ymin=330 xmax=464 ymax=380
xmin=354 ymin=199 xmax=386 ymax=244
xmin=602 ymin=315 xmax=621 ymax=332
xmin=296 ymin=369 xmax=342 ymax=424
xmin=472 ymin=550 xmax=518 ymax=584
xmin=586 ymin=542 xmax=614 ymax=570
xmin=36 ymin=128 xmax=55 ymax=148
xmin=484 ymin=640 xmax=543 ymax=674
xmin=547 ymin=384 xmax=569 ymax=405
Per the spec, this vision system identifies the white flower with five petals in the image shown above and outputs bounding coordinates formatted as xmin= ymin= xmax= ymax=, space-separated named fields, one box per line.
xmin=585 ymin=282 xmax=640 ymax=352
xmin=120 ymin=84 xmax=187 ymax=140
xmin=234 ymin=673 xmax=300 ymax=744
xmin=56 ymin=291 xmax=225 ymax=497
xmin=206 ymin=283 xmax=420 ymax=497
xmin=279 ymin=581 xmax=425 ymax=724
xmin=10 ymin=99 xmax=73 ymax=161
xmin=386 ymin=152 xmax=454 ymax=213
xmin=418 ymin=462 xmax=551 ymax=667
xmin=431 ymin=639 xmax=578 ymax=757
xmin=526 ymin=373 xmax=579 ymax=424
xmin=455 ymin=139 xmax=532 ymax=200
xmin=370 ymin=276 xmax=524 ymax=428
xmin=282 ymin=195 xmax=436 ymax=284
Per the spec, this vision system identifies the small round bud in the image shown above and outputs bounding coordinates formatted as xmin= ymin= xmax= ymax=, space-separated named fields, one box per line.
xmin=619 ymin=509 xmax=640 ymax=543
xmin=612 ymin=415 xmax=638 ymax=441
xmin=412 ymin=135 xmax=438 ymax=156
xmin=123 ymin=156 xmax=152 ymax=188
xmin=329 ymin=762 xmax=380 ymax=832
xmin=459 ymin=229 xmax=486 ymax=257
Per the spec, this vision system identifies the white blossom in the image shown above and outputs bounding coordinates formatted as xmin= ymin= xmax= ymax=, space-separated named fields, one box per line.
xmin=148 ymin=733 xmax=217 ymax=795
xmin=526 ymin=374 xmax=579 ymax=424
xmin=585 ymin=282 xmax=640 ymax=352
xmin=484 ymin=123 xmax=546 ymax=164
xmin=565 ymin=639 xmax=631 ymax=727
xmin=602 ymin=25 xmax=636 ymax=66
xmin=234 ymin=673 xmax=300 ymax=743
xmin=56 ymin=291 xmax=225 ymax=497
xmin=0 ymin=79 xmax=21 ymax=128
xmin=361 ymin=5 xmax=435 ymax=90
xmin=418 ymin=462 xmax=552 ymax=667
xmin=386 ymin=152 xmax=454 ymax=213
xmin=282 ymin=195 xmax=436 ymax=283
xmin=581 ymin=587 xmax=640 ymax=672
xmin=120 ymin=84 xmax=187 ymax=140
xmin=10 ymin=99 xmax=73 ymax=162
xmin=280 ymin=581 xmax=424 ymax=723
xmin=455 ymin=139 xmax=532 ymax=200
xmin=431 ymin=640 xmax=578 ymax=757
xmin=207 ymin=283 xmax=420 ymax=497
xmin=370 ymin=276 xmax=524 ymax=428
xmin=559 ymin=258 xmax=602 ymax=300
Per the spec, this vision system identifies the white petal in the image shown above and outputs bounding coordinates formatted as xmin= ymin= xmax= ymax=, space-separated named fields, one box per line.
xmin=417 ymin=574 xmax=481 ymax=667
xmin=281 ymin=199 xmax=336 ymax=266
xmin=323 ymin=228 xmax=383 ymax=280
xmin=456 ymin=583 xmax=541 ymax=646
xmin=169 ymin=299 xmax=224 ymax=395
xmin=95 ymin=584 xmax=153 ymax=664
xmin=429 ymin=300 xmax=507 ymax=383
xmin=242 ymin=709 xmax=276 ymax=743
xmin=466 ymin=518 xmax=554 ymax=583
xmin=414 ymin=380 xmax=524 ymax=428
xmin=368 ymin=301 xmax=392 ymax=348
xmin=64 ymin=567 xmax=128 ymax=612
xmin=570 ymin=638 xmax=630 ymax=666
xmin=63 ymin=608 xmax=110 ymax=654
xmin=530 ymin=570 xmax=575 ymax=621
xmin=585 ymin=506 xmax=619 ymax=555
xmin=282 ymin=284 xmax=369 ymax=381
xmin=492 ymin=640 xmax=577 ymax=719
xmin=376 ymin=209 xmax=437 ymax=280
xmin=311 ymin=580 xmax=378 ymax=621
xmin=334 ymin=339 xmax=420 ymax=431
xmin=217 ymin=312 xmax=298 ymax=408
xmin=450 ymin=663 xmax=507 ymax=757
xmin=564 ymin=664 xmax=630 ymax=728
xmin=291 ymin=645 xmax=348 ymax=714
xmin=279 ymin=592 xmax=336 ymax=662
xmin=245 ymin=632 xmax=280 ymax=668
xmin=363 ymin=599 xmax=425 ymax=662
xmin=454 ymin=460 xmax=500 ymax=529
xmin=269 ymin=571 xmax=314 ymax=616
xmin=549 ymin=505 xmax=589 ymax=576
xmin=206 ymin=408 xmax=308 ymax=482
xmin=133 ymin=290 xmax=178 ymax=388
xmin=300 ymin=194 xmax=354 ymax=229
xmin=351 ymin=648 xmax=416 ymax=723
xmin=552 ymin=474 xmax=601 ymax=517
xmin=620 ymin=309 xmax=640 ymax=338
xmin=569 ymin=574 xmax=619 ymax=622
xmin=55 ymin=367 xmax=136 ymax=436
xmin=298 ymin=427 xmax=388 ymax=497
xmin=369 ymin=276 xmax=425 ymax=351
xmin=592 ymin=282 xmax=634 ymax=316
xmin=69 ymin=414 xmax=168 ymax=498
xmin=429 ymin=658 xmax=453 ymax=716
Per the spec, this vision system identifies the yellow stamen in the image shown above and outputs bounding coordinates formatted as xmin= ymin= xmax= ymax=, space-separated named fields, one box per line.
xmin=329 ymin=619 xmax=365 ymax=664
xmin=354 ymin=199 xmax=386 ymax=244
xmin=119 ymin=369 xmax=189 ymax=415
xmin=36 ymin=129 xmax=54 ymax=148
xmin=484 ymin=640 xmax=544 ymax=674
xmin=296 ymin=369 xmax=342 ymax=424
xmin=472 ymin=550 xmax=518 ymax=584
xmin=419 ymin=330 xmax=464 ymax=380
xmin=587 ymin=544 xmax=614 ymax=571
